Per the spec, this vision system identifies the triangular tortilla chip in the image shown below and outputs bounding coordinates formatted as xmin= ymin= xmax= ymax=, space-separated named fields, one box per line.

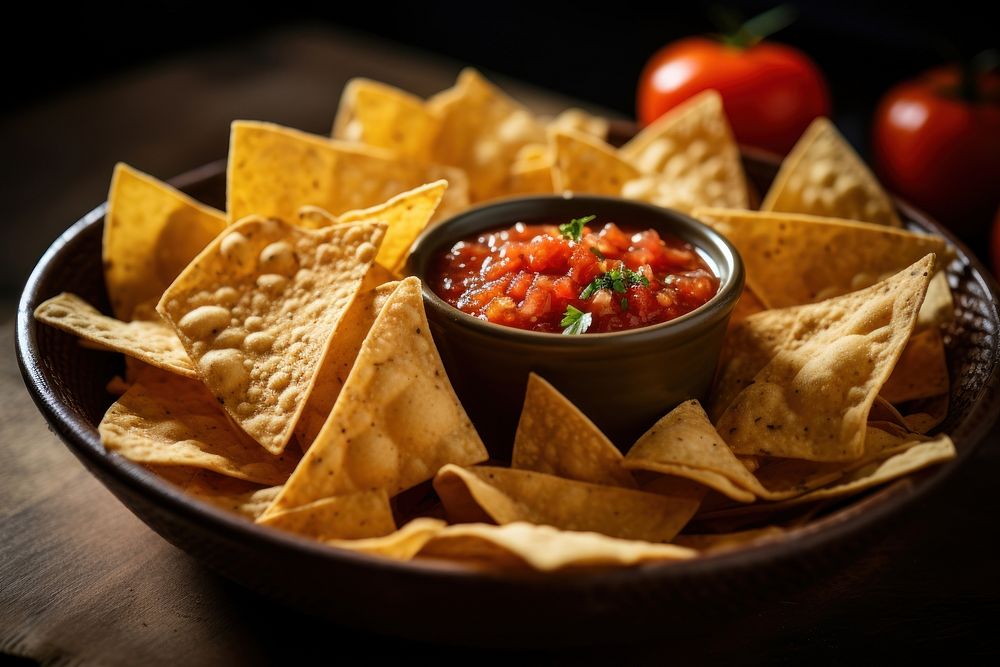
xmin=548 ymin=108 xmax=609 ymax=140
xmin=227 ymin=120 xmax=467 ymax=224
xmin=332 ymin=78 xmax=441 ymax=162
xmin=504 ymin=156 xmax=555 ymax=195
xmin=428 ymin=68 xmax=545 ymax=201
xmin=181 ymin=471 xmax=281 ymax=520
xmin=103 ymin=163 xmax=227 ymax=320
xmin=100 ymin=369 xmax=300 ymax=485
xmin=434 ymin=464 xmax=697 ymax=542
xmin=761 ymin=117 xmax=901 ymax=226
xmin=263 ymin=277 xmax=488 ymax=514
xmin=674 ymin=526 xmax=786 ymax=553
xmin=257 ymin=489 xmax=396 ymax=540
xmin=900 ymin=393 xmax=949 ymax=434
xmin=693 ymin=208 xmax=947 ymax=308
xmin=34 ymin=293 xmax=197 ymax=379
xmin=716 ymin=255 xmax=935 ymax=461
xmin=620 ymin=90 xmax=748 ymax=210
xmin=918 ymin=270 xmax=954 ymax=330
xmin=419 ymin=522 xmax=695 ymax=571
xmin=882 ymin=328 xmax=949 ymax=404
xmin=511 ymin=373 xmax=635 ymax=488
xmin=326 ymin=518 xmax=446 ymax=559
xmin=550 ymin=128 xmax=641 ymax=195
xmin=157 ymin=217 xmax=385 ymax=454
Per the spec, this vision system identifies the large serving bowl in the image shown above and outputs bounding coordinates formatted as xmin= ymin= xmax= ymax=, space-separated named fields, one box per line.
xmin=15 ymin=145 xmax=1000 ymax=646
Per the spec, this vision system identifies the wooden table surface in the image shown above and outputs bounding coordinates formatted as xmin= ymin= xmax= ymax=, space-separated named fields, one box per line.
xmin=2 ymin=26 xmax=998 ymax=665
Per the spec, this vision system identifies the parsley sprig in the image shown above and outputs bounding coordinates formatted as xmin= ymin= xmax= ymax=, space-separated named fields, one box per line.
xmin=560 ymin=305 xmax=592 ymax=335
xmin=579 ymin=265 xmax=650 ymax=300
xmin=558 ymin=215 xmax=596 ymax=243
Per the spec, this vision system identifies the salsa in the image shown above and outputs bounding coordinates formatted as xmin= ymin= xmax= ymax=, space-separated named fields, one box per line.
xmin=430 ymin=216 xmax=719 ymax=334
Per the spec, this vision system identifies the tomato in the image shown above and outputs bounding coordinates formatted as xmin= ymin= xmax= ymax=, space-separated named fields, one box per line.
xmin=637 ymin=36 xmax=830 ymax=155
xmin=873 ymin=66 xmax=1000 ymax=235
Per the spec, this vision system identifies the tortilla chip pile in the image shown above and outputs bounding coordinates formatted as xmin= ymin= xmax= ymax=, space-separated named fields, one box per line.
xmin=34 ymin=70 xmax=958 ymax=572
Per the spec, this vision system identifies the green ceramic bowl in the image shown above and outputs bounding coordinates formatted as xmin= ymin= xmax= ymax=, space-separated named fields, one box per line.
xmin=405 ymin=195 xmax=744 ymax=459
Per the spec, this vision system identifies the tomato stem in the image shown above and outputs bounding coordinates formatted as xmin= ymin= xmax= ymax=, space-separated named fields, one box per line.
xmin=713 ymin=4 xmax=797 ymax=49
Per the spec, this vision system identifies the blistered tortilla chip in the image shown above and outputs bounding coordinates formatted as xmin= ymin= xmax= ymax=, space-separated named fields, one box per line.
xmin=693 ymin=208 xmax=947 ymax=308
xmin=762 ymin=117 xmax=901 ymax=226
xmin=550 ymin=128 xmax=641 ymax=195
xmin=103 ymin=163 xmax=227 ymax=320
xmin=158 ymin=217 xmax=385 ymax=454
xmin=100 ymin=369 xmax=300 ymax=485
xmin=917 ymin=270 xmax=954 ymax=330
xmin=227 ymin=121 xmax=467 ymax=224
xmin=428 ymin=68 xmax=544 ymax=201
xmin=674 ymin=526 xmax=785 ymax=553
xmin=548 ymin=108 xmax=609 ymax=140
xmin=511 ymin=373 xmax=635 ymax=488
xmin=257 ymin=489 xmax=396 ymax=540
xmin=182 ymin=471 xmax=281 ymax=520
xmin=716 ymin=255 xmax=935 ymax=461
xmin=295 ymin=281 xmax=399 ymax=448
xmin=34 ymin=293 xmax=197 ymax=379
xmin=419 ymin=522 xmax=695 ymax=571
xmin=327 ymin=518 xmax=446 ymax=559
xmin=620 ymin=91 xmax=748 ymax=211
xmin=882 ymin=329 xmax=949 ymax=404
xmin=264 ymin=277 xmax=487 ymax=514
xmin=434 ymin=464 xmax=696 ymax=542
xmin=869 ymin=399 xmax=909 ymax=429
xmin=332 ymin=78 xmax=440 ymax=162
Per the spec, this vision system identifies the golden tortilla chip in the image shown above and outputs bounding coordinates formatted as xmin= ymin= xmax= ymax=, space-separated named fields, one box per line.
xmin=716 ymin=255 xmax=935 ymax=461
xmin=182 ymin=471 xmax=281 ymax=520
xmin=869 ymin=398 xmax=908 ymax=429
xmin=901 ymin=394 xmax=949 ymax=434
xmin=505 ymin=157 xmax=555 ymax=195
xmin=511 ymin=373 xmax=635 ymax=488
xmin=673 ymin=526 xmax=786 ymax=553
xmin=548 ymin=108 xmax=609 ymax=140
xmin=419 ymin=522 xmax=695 ymax=571
xmin=549 ymin=128 xmax=641 ymax=195
xmin=434 ymin=464 xmax=696 ymax=542
xmin=227 ymin=120 xmax=467 ymax=224
xmin=34 ymin=293 xmax=197 ymax=379
xmin=882 ymin=329 xmax=949 ymax=404
xmin=692 ymin=208 xmax=947 ymax=308
xmin=157 ymin=217 xmax=385 ymax=454
xmin=428 ymin=68 xmax=545 ymax=201
xmin=620 ymin=90 xmax=748 ymax=210
xmin=326 ymin=518 xmax=446 ymax=559
xmin=332 ymin=78 xmax=440 ymax=162
xmin=100 ymin=369 xmax=300 ymax=485
xmin=263 ymin=277 xmax=488 ymax=514
xmin=104 ymin=163 xmax=227 ymax=321
xmin=761 ymin=117 xmax=901 ymax=226
xmin=918 ymin=271 xmax=954 ymax=330
xmin=729 ymin=286 xmax=767 ymax=329
xmin=257 ymin=489 xmax=396 ymax=540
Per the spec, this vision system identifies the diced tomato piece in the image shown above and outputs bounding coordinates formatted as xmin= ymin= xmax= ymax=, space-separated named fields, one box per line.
xmin=506 ymin=271 xmax=534 ymax=301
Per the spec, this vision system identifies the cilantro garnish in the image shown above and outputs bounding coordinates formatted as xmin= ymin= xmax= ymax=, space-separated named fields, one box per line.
xmin=579 ymin=265 xmax=650 ymax=300
xmin=558 ymin=214 xmax=596 ymax=242
xmin=620 ymin=297 xmax=628 ymax=311
xmin=560 ymin=305 xmax=592 ymax=335
xmin=588 ymin=246 xmax=606 ymax=261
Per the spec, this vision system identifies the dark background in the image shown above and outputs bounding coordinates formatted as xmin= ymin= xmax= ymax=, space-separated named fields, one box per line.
xmin=1 ymin=2 xmax=997 ymax=298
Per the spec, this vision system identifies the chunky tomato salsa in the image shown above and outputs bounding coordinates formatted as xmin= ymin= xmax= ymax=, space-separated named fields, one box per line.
xmin=430 ymin=216 xmax=719 ymax=334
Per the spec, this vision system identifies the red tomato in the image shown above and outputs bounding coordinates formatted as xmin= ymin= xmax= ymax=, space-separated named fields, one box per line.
xmin=873 ymin=67 xmax=1000 ymax=235
xmin=637 ymin=36 xmax=830 ymax=155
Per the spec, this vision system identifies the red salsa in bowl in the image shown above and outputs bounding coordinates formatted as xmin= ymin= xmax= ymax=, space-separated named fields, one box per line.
xmin=430 ymin=216 xmax=719 ymax=334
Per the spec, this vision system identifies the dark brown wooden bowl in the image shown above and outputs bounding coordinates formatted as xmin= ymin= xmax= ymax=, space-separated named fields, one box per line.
xmin=15 ymin=144 xmax=1000 ymax=647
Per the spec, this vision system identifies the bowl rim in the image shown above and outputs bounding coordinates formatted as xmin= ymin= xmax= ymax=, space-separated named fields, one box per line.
xmin=406 ymin=193 xmax=745 ymax=345
xmin=14 ymin=155 xmax=1000 ymax=587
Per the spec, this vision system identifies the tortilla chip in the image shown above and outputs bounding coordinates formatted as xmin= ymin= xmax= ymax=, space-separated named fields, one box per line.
xmin=257 ymin=489 xmax=396 ymax=540
xmin=548 ymin=108 xmax=609 ymax=140
xmin=34 ymin=293 xmax=197 ymax=379
xmin=505 ymin=158 xmax=555 ymax=195
xmin=620 ymin=90 xmax=748 ymax=211
xmin=692 ymin=208 xmax=947 ymax=309
xmin=428 ymin=68 xmax=545 ymax=201
xmin=332 ymin=78 xmax=440 ymax=162
xmin=512 ymin=373 xmax=635 ymax=488
xmin=295 ymin=280 xmax=399 ymax=448
xmin=882 ymin=329 xmax=949 ymax=404
xmin=549 ymin=128 xmax=640 ymax=195
xmin=227 ymin=120 xmax=467 ymax=224
xmin=869 ymin=398 xmax=909 ymax=429
xmin=326 ymin=518 xmax=446 ymax=559
xmin=419 ymin=522 xmax=696 ymax=571
xmin=674 ymin=526 xmax=786 ymax=553
xmin=918 ymin=271 xmax=954 ymax=330
xmin=761 ymin=118 xmax=901 ymax=227
xmin=157 ymin=217 xmax=385 ymax=454
xmin=434 ymin=464 xmax=696 ymax=542
xmin=901 ymin=394 xmax=949 ymax=434
xmin=716 ymin=255 xmax=935 ymax=461
xmin=103 ymin=163 xmax=227 ymax=320
xmin=100 ymin=369 xmax=300 ymax=485
xmin=729 ymin=286 xmax=767 ymax=329
xmin=263 ymin=277 xmax=487 ymax=514
xmin=182 ymin=471 xmax=281 ymax=520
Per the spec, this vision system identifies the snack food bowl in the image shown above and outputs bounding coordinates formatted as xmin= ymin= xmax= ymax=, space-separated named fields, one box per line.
xmin=15 ymin=148 xmax=1000 ymax=647
xmin=405 ymin=195 xmax=744 ymax=459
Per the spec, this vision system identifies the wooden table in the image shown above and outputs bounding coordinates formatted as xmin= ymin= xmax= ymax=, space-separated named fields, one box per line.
xmin=2 ymin=27 xmax=998 ymax=664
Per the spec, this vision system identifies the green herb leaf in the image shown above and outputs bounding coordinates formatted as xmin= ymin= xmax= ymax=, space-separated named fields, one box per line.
xmin=579 ymin=264 xmax=650 ymax=300
xmin=560 ymin=305 xmax=592 ymax=335
xmin=589 ymin=246 xmax=606 ymax=261
xmin=558 ymin=214 xmax=596 ymax=242
xmin=620 ymin=297 xmax=628 ymax=311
